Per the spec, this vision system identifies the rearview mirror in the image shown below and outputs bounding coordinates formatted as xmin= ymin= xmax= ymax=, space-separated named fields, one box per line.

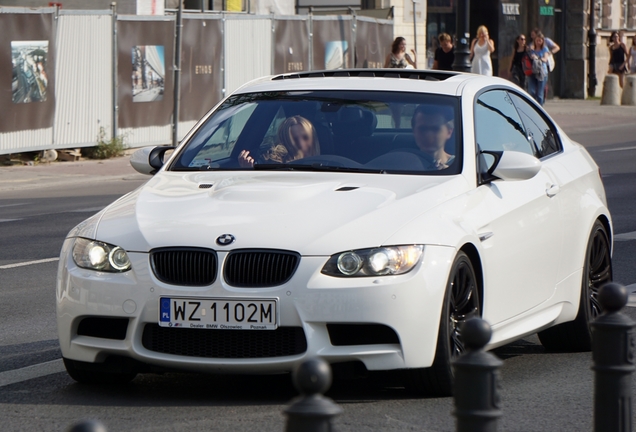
xmin=480 ymin=150 xmax=541 ymax=182
xmin=130 ymin=146 xmax=175 ymax=175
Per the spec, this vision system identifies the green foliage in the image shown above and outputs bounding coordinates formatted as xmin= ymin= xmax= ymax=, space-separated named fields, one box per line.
xmin=84 ymin=127 xmax=126 ymax=159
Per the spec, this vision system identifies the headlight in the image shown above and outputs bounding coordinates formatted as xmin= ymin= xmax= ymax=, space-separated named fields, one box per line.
xmin=72 ymin=238 xmax=132 ymax=272
xmin=322 ymin=245 xmax=423 ymax=277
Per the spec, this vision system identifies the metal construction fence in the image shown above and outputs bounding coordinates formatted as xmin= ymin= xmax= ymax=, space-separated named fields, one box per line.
xmin=0 ymin=6 xmax=392 ymax=155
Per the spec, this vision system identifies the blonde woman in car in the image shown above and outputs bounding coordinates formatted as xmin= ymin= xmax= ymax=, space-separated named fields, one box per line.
xmin=238 ymin=116 xmax=320 ymax=167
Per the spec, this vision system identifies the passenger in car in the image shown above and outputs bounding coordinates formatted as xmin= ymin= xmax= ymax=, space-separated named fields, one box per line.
xmin=237 ymin=115 xmax=321 ymax=168
xmin=411 ymin=104 xmax=455 ymax=169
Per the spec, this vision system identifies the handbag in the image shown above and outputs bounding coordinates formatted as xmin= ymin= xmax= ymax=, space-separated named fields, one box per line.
xmin=522 ymin=53 xmax=533 ymax=76
xmin=547 ymin=53 xmax=555 ymax=72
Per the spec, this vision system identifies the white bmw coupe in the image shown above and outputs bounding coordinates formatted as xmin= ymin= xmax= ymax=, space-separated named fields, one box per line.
xmin=57 ymin=70 xmax=612 ymax=395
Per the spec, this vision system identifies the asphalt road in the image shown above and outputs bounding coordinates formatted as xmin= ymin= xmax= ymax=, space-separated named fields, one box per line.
xmin=1 ymin=122 xmax=635 ymax=431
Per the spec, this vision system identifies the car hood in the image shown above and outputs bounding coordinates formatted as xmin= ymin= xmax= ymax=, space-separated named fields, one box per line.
xmin=95 ymin=171 xmax=469 ymax=255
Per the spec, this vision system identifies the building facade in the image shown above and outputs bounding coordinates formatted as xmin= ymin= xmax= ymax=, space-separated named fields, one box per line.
xmin=424 ymin=0 xmax=636 ymax=98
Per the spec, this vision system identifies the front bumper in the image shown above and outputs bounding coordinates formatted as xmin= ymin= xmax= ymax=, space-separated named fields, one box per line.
xmin=57 ymin=238 xmax=456 ymax=373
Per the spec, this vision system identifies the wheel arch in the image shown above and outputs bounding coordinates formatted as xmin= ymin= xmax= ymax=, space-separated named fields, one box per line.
xmin=596 ymin=213 xmax=613 ymax=251
xmin=459 ymin=242 xmax=484 ymax=314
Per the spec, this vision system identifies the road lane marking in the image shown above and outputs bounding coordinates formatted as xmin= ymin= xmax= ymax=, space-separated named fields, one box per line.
xmin=599 ymin=146 xmax=636 ymax=152
xmin=615 ymin=231 xmax=636 ymax=241
xmin=0 ymin=359 xmax=64 ymax=388
xmin=0 ymin=219 xmax=23 ymax=223
xmin=0 ymin=203 xmax=29 ymax=208
xmin=0 ymin=257 xmax=59 ymax=269
xmin=68 ymin=207 xmax=104 ymax=213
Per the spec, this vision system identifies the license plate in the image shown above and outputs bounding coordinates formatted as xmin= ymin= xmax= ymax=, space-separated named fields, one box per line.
xmin=159 ymin=297 xmax=278 ymax=330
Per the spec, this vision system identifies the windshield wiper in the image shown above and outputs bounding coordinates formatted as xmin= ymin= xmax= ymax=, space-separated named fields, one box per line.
xmin=254 ymin=163 xmax=384 ymax=174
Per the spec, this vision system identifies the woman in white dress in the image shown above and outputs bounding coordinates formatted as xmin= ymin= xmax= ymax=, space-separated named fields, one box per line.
xmin=470 ymin=25 xmax=495 ymax=76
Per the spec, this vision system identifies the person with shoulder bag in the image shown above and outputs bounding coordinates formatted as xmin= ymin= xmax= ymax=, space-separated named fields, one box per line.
xmin=527 ymin=33 xmax=550 ymax=105
xmin=510 ymin=34 xmax=528 ymax=89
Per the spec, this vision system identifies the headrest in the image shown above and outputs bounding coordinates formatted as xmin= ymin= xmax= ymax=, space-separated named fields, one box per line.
xmin=333 ymin=107 xmax=377 ymax=138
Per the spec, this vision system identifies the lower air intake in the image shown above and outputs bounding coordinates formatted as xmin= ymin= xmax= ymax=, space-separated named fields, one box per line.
xmin=142 ymin=324 xmax=307 ymax=358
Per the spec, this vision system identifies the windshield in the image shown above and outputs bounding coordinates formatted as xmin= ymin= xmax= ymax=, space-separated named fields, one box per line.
xmin=170 ymin=90 xmax=462 ymax=175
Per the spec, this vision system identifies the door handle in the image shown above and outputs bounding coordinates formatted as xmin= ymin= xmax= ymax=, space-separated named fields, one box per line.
xmin=546 ymin=184 xmax=560 ymax=197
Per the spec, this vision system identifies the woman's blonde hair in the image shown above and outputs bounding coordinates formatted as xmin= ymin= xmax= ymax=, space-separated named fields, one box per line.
xmin=264 ymin=116 xmax=320 ymax=163
xmin=476 ymin=25 xmax=489 ymax=38
xmin=534 ymin=32 xmax=546 ymax=50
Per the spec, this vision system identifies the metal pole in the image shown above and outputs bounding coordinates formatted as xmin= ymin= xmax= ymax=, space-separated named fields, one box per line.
xmin=412 ymin=0 xmax=417 ymax=68
xmin=111 ymin=2 xmax=118 ymax=142
xmin=452 ymin=318 xmax=503 ymax=432
xmin=588 ymin=0 xmax=598 ymax=96
xmin=284 ymin=358 xmax=342 ymax=432
xmin=452 ymin=0 xmax=471 ymax=72
xmin=591 ymin=283 xmax=635 ymax=432
xmin=171 ymin=0 xmax=183 ymax=147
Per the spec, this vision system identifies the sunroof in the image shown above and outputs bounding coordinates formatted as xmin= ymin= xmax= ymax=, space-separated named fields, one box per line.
xmin=272 ymin=69 xmax=460 ymax=82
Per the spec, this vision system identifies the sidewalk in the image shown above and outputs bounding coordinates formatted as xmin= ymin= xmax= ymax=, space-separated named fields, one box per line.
xmin=0 ymin=99 xmax=633 ymax=193
xmin=544 ymin=99 xmax=636 ymax=133
xmin=0 ymin=154 xmax=147 ymax=193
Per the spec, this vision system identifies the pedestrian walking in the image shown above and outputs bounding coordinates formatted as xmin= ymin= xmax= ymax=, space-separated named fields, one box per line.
xmin=470 ymin=26 xmax=494 ymax=76
xmin=529 ymin=27 xmax=560 ymax=70
xmin=384 ymin=37 xmax=417 ymax=69
xmin=608 ymin=31 xmax=628 ymax=88
xmin=510 ymin=34 xmax=528 ymax=89
xmin=628 ymin=35 xmax=636 ymax=74
xmin=527 ymin=32 xmax=550 ymax=105
xmin=433 ymin=33 xmax=454 ymax=71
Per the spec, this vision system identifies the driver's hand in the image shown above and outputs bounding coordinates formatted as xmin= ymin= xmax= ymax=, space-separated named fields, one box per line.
xmin=238 ymin=150 xmax=255 ymax=168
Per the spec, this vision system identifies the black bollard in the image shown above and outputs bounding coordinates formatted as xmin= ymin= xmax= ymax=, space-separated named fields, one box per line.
xmin=65 ymin=420 xmax=107 ymax=432
xmin=284 ymin=358 xmax=342 ymax=432
xmin=591 ymin=282 xmax=635 ymax=432
xmin=452 ymin=317 xmax=503 ymax=432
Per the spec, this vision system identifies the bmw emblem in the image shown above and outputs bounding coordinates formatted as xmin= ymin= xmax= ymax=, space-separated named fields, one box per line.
xmin=216 ymin=234 xmax=235 ymax=246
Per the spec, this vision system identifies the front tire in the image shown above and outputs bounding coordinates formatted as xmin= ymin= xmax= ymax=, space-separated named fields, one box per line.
xmin=407 ymin=251 xmax=481 ymax=396
xmin=538 ymin=220 xmax=612 ymax=352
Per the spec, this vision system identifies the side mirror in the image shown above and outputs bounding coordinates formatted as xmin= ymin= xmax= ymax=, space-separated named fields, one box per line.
xmin=480 ymin=150 xmax=541 ymax=182
xmin=130 ymin=146 xmax=175 ymax=175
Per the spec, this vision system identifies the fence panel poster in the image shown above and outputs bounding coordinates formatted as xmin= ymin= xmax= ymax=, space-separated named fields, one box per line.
xmin=0 ymin=12 xmax=56 ymax=133
xmin=312 ymin=19 xmax=352 ymax=71
xmin=355 ymin=20 xmax=392 ymax=68
xmin=179 ymin=17 xmax=223 ymax=122
xmin=273 ymin=19 xmax=309 ymax=74
xmin=118 ymin=18 xmax=174 ymax=129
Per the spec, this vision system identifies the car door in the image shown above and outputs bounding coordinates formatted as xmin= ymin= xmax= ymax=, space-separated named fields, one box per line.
xmin=473 ymin=89 xmax=563 ymax=325
xmin=508 ymin=92 xmax=576 ymax=283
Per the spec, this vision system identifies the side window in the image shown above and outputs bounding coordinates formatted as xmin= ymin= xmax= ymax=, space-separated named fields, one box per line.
xmin=187 ymin=103 xmax=257 ymax=167
xmin=474 ymin=90 xmax=534 ymax=156
xmin=509 ymin=93 xmax=561 ymax=158
xmin=260 ymin=107 xmax=287 ymax=150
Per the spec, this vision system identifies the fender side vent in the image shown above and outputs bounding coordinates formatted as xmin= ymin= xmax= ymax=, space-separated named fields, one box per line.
xmin=335 ymin=186 xmax=359 ymax=191
xmin=198 ymin=183 xmax=213 ymax=189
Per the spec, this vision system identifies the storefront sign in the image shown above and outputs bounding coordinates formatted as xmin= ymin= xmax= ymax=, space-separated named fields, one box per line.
xmin=539 ymin=6 xmax=554 ymax=15
xmin=502 ymin=3 xmax=520 ymax=15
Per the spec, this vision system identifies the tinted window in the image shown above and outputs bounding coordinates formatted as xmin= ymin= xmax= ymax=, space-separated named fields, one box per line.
xmin=510 ymin=93 xmax=561 ymax=157
xmin=170 ymin=91 xmax=462 ymax=175
xmin=474 ymin=90 xmax=534 ymax=156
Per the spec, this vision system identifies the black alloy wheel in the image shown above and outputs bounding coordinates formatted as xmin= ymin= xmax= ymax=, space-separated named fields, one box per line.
xmin=407 ymin=251 xmax=480 ymax=396
xmin=538 ymin=220 xmax=612 ymax=352
xmin=448 ymin=256 xmax=481 ymax=359
xmin=585 ymin=224 xmax=612 ymax=320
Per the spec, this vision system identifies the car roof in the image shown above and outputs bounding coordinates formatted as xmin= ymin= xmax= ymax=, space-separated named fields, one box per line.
xmin=233 ymin=69 xmax=486 ymax=97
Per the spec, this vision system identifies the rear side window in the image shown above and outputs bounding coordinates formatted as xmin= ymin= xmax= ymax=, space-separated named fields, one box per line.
xmin=509 ymin=93 xmax=561 ymax=158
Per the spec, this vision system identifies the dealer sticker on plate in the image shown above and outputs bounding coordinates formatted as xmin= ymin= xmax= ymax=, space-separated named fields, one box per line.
xmin=159 ymin=297 xmax=278 ymax=330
